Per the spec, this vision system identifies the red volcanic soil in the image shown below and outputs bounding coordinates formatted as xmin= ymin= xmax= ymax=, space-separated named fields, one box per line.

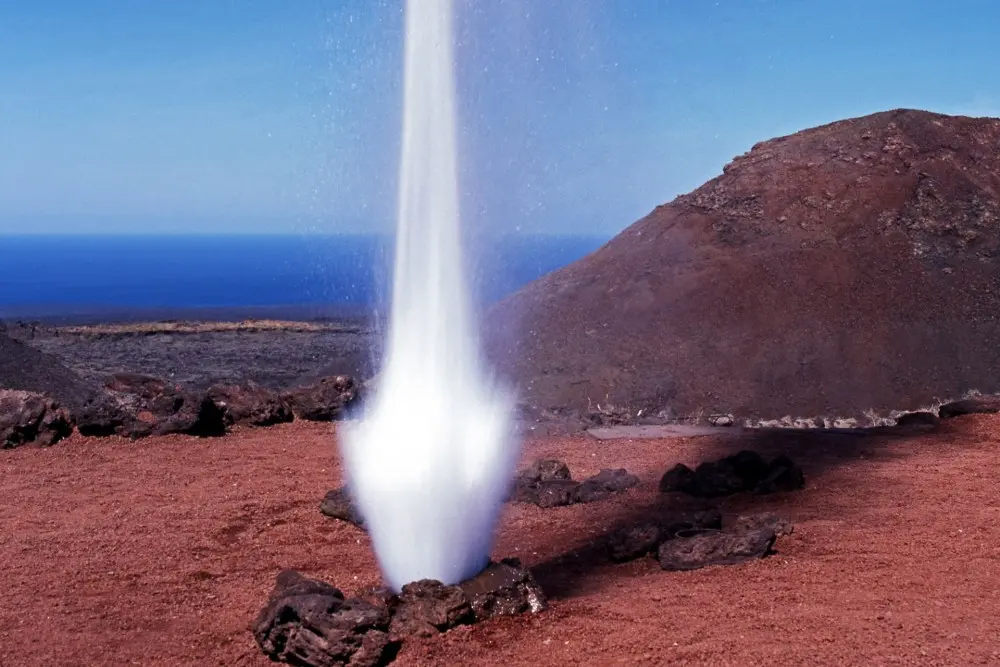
xmin=3 ymin=418 xmax=1000 ymax=666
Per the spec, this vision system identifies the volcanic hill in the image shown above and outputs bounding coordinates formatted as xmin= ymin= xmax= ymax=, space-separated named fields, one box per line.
xmin=486 ymin=109 xmax=1000 ymax=421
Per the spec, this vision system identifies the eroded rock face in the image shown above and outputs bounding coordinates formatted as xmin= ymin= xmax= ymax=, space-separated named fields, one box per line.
xmin=253 ymin=570 xmax=393 ymax=667
xmin=207 ymin=382 xmax=293 ymax=427
xmin=75 ymin=374 xmax=226 ymax=439
xmin=0 ymin=390 xmax=73 ymax=448
xmin=659 ymin=451 xmax=804 ymax=497
xmin=283 ymin=376 xmax=359 ymax=421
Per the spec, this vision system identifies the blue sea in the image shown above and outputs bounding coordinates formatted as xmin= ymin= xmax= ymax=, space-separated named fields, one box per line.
xmin=0 ymin=234 xmax=606 ymax=322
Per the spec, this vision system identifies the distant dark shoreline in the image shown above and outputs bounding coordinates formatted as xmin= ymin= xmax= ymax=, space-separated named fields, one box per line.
xmin=0 ymin=303 xmax=376 ymax=327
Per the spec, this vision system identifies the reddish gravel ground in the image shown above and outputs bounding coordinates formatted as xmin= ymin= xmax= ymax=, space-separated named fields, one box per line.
xmin=3 ymin=416 xmax=1000 ymax=666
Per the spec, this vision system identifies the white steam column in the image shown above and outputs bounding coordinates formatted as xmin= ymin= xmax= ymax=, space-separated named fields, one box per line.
xmin=340 ymin=0 xmax=518 ymax=591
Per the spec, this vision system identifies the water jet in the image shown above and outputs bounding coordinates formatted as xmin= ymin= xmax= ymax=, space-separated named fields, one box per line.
xmin=340 ymin=0 xmax=518 ymax=591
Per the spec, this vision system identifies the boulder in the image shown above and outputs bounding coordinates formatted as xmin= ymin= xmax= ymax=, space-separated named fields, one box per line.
xmin=658 ymin=527 xmax=776 ymax=571
xmin=76 ymin=373 xmax=226 ymax=439
xmin=607 ymin=509 xmax=723 ymax=562
xmin=0 ymin=390 xmax=73 ymax=448
xmin=512 ymin=458 xmax=639 ymax=508
xmin=283 ymin=376 xmax=359 ymax=421
xmin=253 ymin=570 xmax=393 ymax=667
xmin=733 ymin=512 xmax=794 ymax=538
xmin=753 ymin=455 xmax=805 ymax=495
xmin=572 ymin=468 xmax=640 ymax=503
xmin=458 ymin=558 xmax=547 ymax=621
xmin=659 ymin=451 xmax=804 ymax=497
xmin=207 ymin=382 xmax=292 ymax=427
xmin=894 ymin=410 xmax=940 ymax=427
xmin=388 ymin=580 xmax=472 ymax=641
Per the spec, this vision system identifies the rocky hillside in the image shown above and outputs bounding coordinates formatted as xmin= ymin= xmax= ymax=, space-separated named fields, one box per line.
xmin=486 ymin=109 xmax=1000 ymax=420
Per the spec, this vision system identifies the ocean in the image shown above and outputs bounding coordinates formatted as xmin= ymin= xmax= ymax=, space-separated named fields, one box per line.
xmin=0 ymin=234 xmax=607 ymax=322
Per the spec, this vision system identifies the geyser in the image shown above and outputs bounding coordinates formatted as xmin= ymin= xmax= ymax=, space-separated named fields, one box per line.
xmin=340 ymin=0 xmax=518 ymax=591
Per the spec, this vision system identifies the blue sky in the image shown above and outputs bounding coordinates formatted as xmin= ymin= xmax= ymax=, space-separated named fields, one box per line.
xmin=0 ymin=0 xmax=997 ymax=236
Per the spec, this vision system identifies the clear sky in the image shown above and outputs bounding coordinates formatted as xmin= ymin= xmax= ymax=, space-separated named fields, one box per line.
xmin=0 ymin=1 xmax=997 ymax=236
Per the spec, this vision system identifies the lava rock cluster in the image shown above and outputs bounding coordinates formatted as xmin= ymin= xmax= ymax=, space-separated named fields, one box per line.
xmin=254 ymin=559 xmax=546 ymax=667
xmin=608 ymin=511 xmax=792 ymax=571
xmin=659 ymin=450 xmax=804 ymax=498
xmin=512 ymin=458 xmax=639 ymax=508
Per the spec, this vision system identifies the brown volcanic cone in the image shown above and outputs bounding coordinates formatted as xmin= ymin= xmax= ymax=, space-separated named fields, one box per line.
xmin=486 ymin=109 xmax=1000 ymax=420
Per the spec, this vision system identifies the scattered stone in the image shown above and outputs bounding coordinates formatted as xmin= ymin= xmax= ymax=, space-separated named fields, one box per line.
xmin=389 ymin=580 xmax=472 ymax=641
xmin=708 ymin=414 xmax=735 ymax=427
xmin=753 ymin=455 xmax=806 ymax=494
xmin=283 ymin=375 xmax=359 ymax=421
xmin=658 ymin=463 xmax=695 ymax=493
xmin=894 ymin=411 xmax=940 ymax=428
xmin=658 ymin=526 xmax=776 ymax=571
xmin=207 ymin=382 xmax=293 ymax=427
xmin=607 ymin=509 xmax=723 ymax=562
xmin=733 ymin=512 xmax=794 ymax=537
xmin=320 ymin=487 xmax=366 ymax=529
xmin=660 ymin=451 xmax=804 ymax=497
xmin=0 ymin=390 xmax=73 ymax=448
xmin=512 ymin=459 xmax=639 ymax=507
xmin=573 ymin=468 xmax=640 ymax=503
xmin=253 ymin=570 xmax=393 ymax=667
xmin=458 ymin=558 xmax=547 ymax=620
xmin=608 ymin=522 xmax=663 ymax=562
xmin=530 ymin=480 xmax=580 ymax=508
xmin=939 ymin=395 xmax=1000 ymax=419
xmin=690 ymin=450 xmax=768 ymax=497
xmin=516 ymin=458 xmax=572 ymax=485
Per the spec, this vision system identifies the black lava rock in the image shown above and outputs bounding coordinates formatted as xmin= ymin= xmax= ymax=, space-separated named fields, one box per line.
xmin=389 ymin=580 xmax=472 ymax=641
xmin=320 ymin=487 xmax=366 ymax=529
xmin=658 ymin=463 xmax=695 ymax=493
xmin=658 ymin=527 xmax=776 ymax=571
xmin=573 ymin=468 xmax=640 ymax=503
xmin=939 ymin=395 xmax=1000 ymax=419
xmin=458 ymin=558 xmax=547 ymax=621
xmin=895 ymin=411 xmax=940 ymax=428
xmin=607 ymin=509 xmax=723 ymax=562
xmin=253 ymin=570 xmax=394 ymax=667
xmin=513 ymin=459 xmax=638 ymax=508
xmin=753 ymin=455 xmax=805 ymax=494
xmin=660 ymin=451 xmax=804 ymax=498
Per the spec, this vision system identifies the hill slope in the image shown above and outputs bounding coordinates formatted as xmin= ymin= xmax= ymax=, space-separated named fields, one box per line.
xmin=486 ymin=109 xmax=1000 ymax=419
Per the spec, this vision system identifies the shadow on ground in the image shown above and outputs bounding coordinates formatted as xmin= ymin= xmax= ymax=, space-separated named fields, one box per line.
xmin=528 ymin=419 xmax=963 ymax=600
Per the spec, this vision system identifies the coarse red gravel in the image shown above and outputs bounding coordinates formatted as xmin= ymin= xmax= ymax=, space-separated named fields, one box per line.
xmin=3 ymin=416 xmax=1000 ymax=666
